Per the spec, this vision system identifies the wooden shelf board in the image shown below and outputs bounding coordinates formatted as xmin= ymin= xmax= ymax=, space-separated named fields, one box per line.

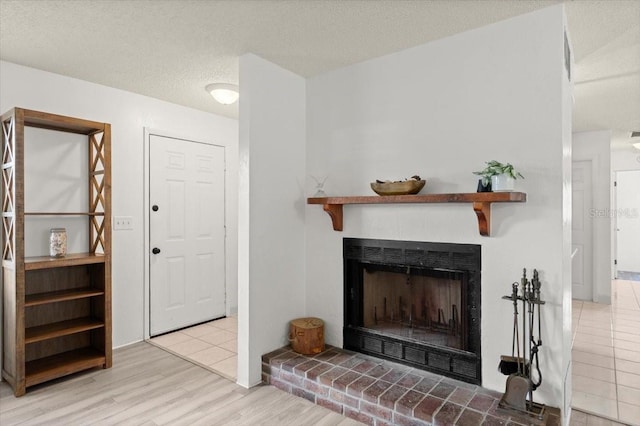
xmin=307 ymin=192 xmax=526 ymax=236
xmin=25 ymin=288 xmax=105 ymax=307
xmin=21 ymin=109 xmax=106 ymax=135
xmin=25 ymin=347 xmax=106 ymax=388
xmin=307 ymin=192 xmax=526 ymax=205
xmin=25 ymin=253 xmax=106 ymax=270
xmin=25 ymin=212 xmax=104 ymax=216
xmin=25 ymin=318 xmax=105 ymax=344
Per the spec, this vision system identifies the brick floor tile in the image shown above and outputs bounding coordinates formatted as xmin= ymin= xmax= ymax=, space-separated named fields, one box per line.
xmin=363 ymin=379 xmax=393 ymax=403
xmin=329 ymin=389 xmax=360 ymax=408
xmin=333 ymin=370 xmax=362 ymax=392
xmin=353 ymin=359 xmax=380 ymax=374
xmin=468 ymin=393 xmax=495 ymax=413
xmin=281 ymin=355 xmax=306 ymax=372
xmin=398 ymin=373 xmax=423 ymax=388
xmin=340 ymin=356 xmax=367 ymax=369
xmin=306 ymin=362 xmax=333 ymax=381
xmin=482 ymin=415 xmax=509 ymax=425
xmin=476 ymin=387 xmax=504 ymax=399
xmin=360 ymin=400 xmax=393 ymax=421
xmin=344 ymin=406 xmax=375 ymax=426
xmin=329 ymin=352 xmax=357 ymax=365
xmin=292 ymin=386 xmax=316 ymax=403
xmin=449 ymin=387 xmax=475 ymax=406
xmin=430 ymin=381 xmax=456 ymax=399
xmin=381 ymin=367 xmax=409 ymax=384
xmin=443 ymin=377 xmax=480 ymax=391
xmin=319 ymin=366 xmax=349 ymax=386
xmin=433 ymin=401 xmax=464 ymax=426
xmin=414 ymin=376 xmax=441 ymax=394
xmin=293 ymin=359 xmax=320 ymax=375
xmin=303 ymin=378 xmax=330 ymax=398
xmin=313 ymin=348 xmax=341 ymax=362
xmin=281 ymin=370 xmax=304 ymax=387
xmin=396 ymin=389 xmax=426 ymax=416
xmin=414 ymin=394 xmax=445 ymax=423
xmin=368 ymin=364 xmax=393 ymax=378
xmin=379 ymin=384 xmax=410 ymax=409
xmin=347 ymin=375 xmax=377 ymax=398
xmin=393 ymin=412 xmax=431 ymax=426
xmin=455 ymin=408 xmax=485 ymax=426
xmin=269 ymin=351 xmax=298 ymax=368
xmin=487 ymin=400 xmax=511 ymax=420
xmin=317 ymin=396 xmax=343 ymax=414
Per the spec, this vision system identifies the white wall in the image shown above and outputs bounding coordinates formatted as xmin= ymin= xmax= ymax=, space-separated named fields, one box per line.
xmin=573 ymin=131 xmax=612 ymax=303
xmin=305 ymin=4 xmax=571 ymax=410
xmin=612 ymin=146 xmax=640 ymax=171
xmin=237 ymin=54 xmax=307 ymax=387
xmin=0 ymin=61 xmax=239 ymax=354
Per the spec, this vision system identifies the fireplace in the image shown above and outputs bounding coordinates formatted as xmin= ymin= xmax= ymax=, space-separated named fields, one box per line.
xmin=343 ymin=238 xmax=482 ymax=384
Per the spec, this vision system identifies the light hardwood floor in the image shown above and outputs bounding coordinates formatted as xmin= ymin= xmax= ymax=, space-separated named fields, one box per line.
xmin=0 ymin=342 xmax=361 ymax=425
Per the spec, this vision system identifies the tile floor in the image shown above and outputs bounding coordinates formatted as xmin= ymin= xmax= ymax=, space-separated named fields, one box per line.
xmin=149 ymin=315 xmax=238 ymax=380
xmin=572 ymin=279 xmax=640 ymax=425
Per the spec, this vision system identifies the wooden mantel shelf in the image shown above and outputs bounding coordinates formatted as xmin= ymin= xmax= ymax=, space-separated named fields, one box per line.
xmin=307 ymin=192 xmax=527 ymax=236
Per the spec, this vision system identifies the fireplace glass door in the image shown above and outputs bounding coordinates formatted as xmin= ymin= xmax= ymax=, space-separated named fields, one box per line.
xmin=362 ymin=265 xmax=468 ymax=351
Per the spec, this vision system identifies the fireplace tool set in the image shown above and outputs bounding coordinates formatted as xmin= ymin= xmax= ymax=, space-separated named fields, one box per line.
xmin=498 ymin=268 xmax=546 ymax=421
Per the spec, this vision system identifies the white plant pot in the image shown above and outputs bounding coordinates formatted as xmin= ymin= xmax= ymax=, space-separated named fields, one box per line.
xmin=491 ymin=174 xmax=515 ymax=192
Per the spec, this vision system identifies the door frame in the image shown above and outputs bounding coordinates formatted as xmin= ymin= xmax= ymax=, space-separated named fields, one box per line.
xmin=143 ymin=128 xmax=227 ymax=339
xmin=613 ymin=169 xmax=640 ymax=276
xmin=571 ymin=159 xmax=594 ymax=301
xmin=613 ymin=170 xmax=619 ymax=279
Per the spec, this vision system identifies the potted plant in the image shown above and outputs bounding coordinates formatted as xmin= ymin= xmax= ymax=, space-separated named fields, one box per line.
xmin=473 ymin=160 xmax=524 ymax=192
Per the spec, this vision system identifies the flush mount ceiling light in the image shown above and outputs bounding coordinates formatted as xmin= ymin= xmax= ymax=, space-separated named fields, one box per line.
xmin=632 ymin=131 xmax=640 ymax=150
xmin=205 ymin=83 xmax=239 ymax=105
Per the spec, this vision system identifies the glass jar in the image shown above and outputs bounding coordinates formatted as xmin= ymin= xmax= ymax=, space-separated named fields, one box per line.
xmin=49 ymin=228 xmax=67 ymax=257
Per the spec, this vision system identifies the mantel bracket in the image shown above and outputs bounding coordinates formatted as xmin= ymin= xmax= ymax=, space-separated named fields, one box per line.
xmin=472 ymin=202 xmax=491 ymax=236
xmin=323 ymin=204 xmax=343 ymax=231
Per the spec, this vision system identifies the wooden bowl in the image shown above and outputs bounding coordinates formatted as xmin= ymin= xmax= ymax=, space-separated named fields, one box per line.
xmin=370 ymin=180 xmax=426 ymax=196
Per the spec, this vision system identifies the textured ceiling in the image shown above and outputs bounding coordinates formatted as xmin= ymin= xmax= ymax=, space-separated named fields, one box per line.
xmin=1 ymin=0 xmax=639 ymax=148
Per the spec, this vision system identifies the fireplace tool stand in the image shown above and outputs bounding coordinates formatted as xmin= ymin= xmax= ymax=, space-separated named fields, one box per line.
xmin=498 ymin=269 xmax=546 ymax=422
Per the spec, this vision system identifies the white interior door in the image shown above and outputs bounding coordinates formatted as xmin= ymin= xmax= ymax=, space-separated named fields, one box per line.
xmin=616 ymin=170 xmax=640 ymax=273
xmin=572 ymin=161 xmax=593 ymax=301
xmin=150 ymin=135 xmax=225 ymax=336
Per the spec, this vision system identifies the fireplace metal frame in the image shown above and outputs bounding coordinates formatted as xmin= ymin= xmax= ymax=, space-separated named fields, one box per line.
xmin=343 ymin=238 xmax=482 ymax=385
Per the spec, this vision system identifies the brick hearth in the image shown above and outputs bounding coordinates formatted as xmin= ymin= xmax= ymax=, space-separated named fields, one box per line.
xmin=262 ymin=345 xmax=560 ymax=426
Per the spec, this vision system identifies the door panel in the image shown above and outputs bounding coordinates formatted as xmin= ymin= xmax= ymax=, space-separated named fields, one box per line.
xmin=167 ymin=256 xmax=186 ymax=308
xmin=616 ymin=170 xmax=640 ymax=272
xmin=150 ymin=135 xmax=225 ymax=336
xmin=572 ymin=161 xmax=593 ymax=301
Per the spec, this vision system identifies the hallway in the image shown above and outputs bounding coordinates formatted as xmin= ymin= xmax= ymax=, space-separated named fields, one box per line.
xmin=572 ymin=279 xmax=640 ymax=425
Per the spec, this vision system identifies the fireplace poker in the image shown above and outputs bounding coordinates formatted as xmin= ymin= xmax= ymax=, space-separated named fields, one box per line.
xmin=498 ymin=282 xmax=528 ymax=376
xmin=529 ymin=270 xmax=543 ymax=392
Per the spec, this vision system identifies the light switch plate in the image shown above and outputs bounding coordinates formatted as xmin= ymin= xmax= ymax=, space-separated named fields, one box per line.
xmin=114 ymin=216 xmax=133 ymax=230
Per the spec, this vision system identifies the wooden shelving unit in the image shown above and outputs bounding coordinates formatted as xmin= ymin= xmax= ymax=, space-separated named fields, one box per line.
xmin=1 ymin=108 xmax=112 ymax=396
xmin=307 ymin=192 xmax=526 ymax=236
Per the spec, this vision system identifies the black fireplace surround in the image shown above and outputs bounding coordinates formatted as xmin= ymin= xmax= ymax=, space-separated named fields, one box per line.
xmin=343 ymin=238 xmax=482 ymax=385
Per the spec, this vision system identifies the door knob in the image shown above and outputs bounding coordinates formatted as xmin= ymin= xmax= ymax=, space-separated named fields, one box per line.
xmin=152 ymin=247 xmax=161 ymax=254
xmin=152 ymin=205 xmax=159 ymax=211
